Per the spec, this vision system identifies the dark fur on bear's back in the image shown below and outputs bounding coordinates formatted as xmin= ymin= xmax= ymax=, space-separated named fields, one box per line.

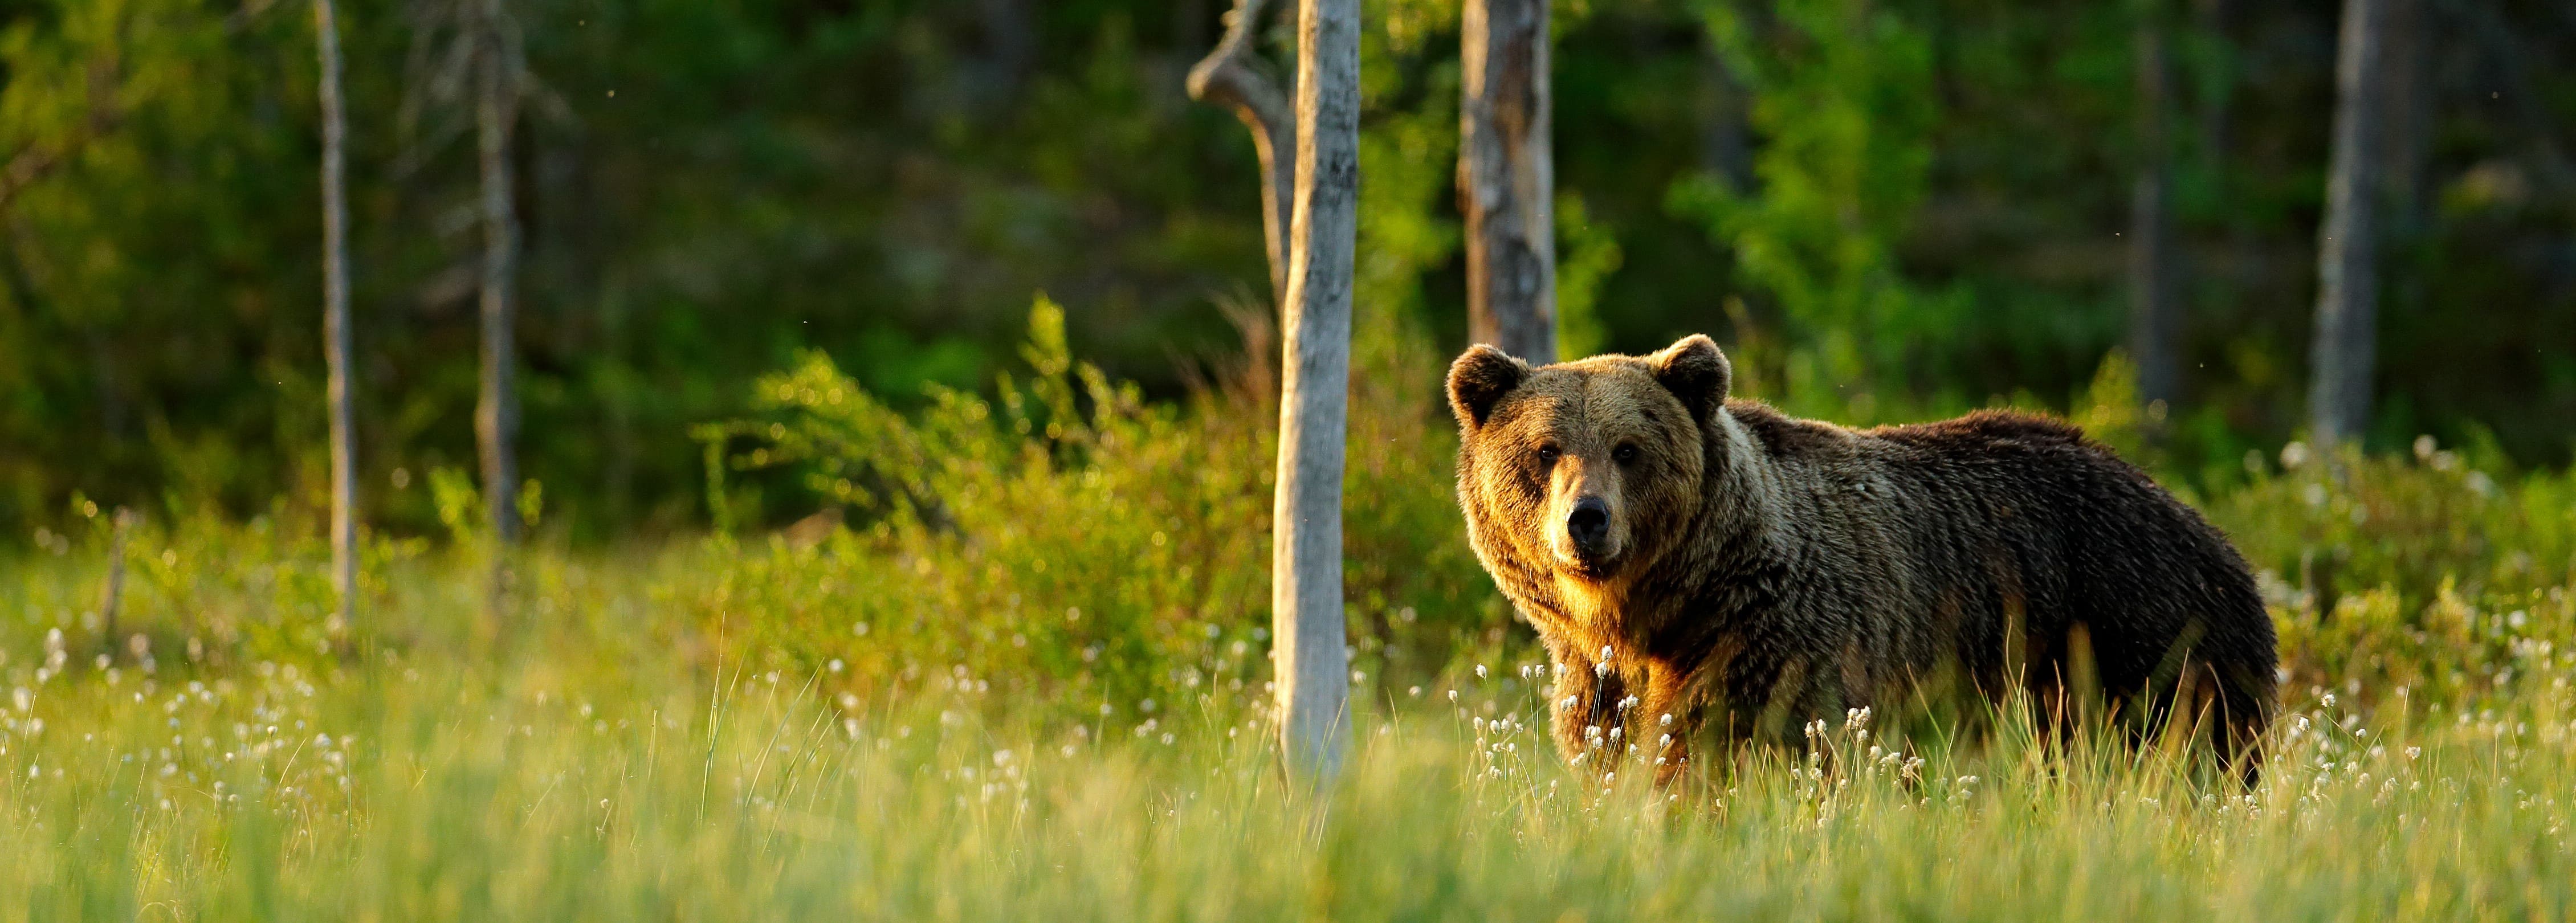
xmin=1447 ymin=336 xmax=2276 ymax=781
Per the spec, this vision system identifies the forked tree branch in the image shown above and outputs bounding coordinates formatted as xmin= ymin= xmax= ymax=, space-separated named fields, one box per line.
xmin=1187 ymin=0 xmax=1295 ymax=306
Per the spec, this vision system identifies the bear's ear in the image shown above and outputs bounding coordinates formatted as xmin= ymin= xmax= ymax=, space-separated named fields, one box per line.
xmin=1447 ymin=344 xmax=1530 ymax=430
xmin=1648 ymin=334 xmax=1733 ymax=421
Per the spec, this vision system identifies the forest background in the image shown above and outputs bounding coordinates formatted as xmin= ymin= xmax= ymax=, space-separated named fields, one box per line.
xmin=2 ymin=0 xmax=2572 ymax=540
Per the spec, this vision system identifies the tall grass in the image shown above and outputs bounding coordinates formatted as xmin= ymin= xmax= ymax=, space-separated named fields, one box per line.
xmin=2 ymin=309 xmax=2572 ymax=918
xmin=1 ymin=556 xmax=2570 ymax=919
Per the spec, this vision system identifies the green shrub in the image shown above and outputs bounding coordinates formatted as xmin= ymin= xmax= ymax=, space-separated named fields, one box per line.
xmin=2210 ymin=439 xmax=2576 ymax=705
xmin=684 ymin=299 xmax=1507 ymax=724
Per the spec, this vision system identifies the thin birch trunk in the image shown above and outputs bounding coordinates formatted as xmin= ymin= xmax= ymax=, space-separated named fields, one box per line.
xmin=317 ymin=0 xmax=358 ymax=630
xmin=475 ymin=0 xmax=521 ymax=548
xmin=101 ymin=509 xmax=133 ymax=661
xmin=2308 ymin=0 xmax=2388 ymax=447
xmin=2377 ymin=0 xmax=2430 ymax=329
xmin=1460 ymin=0 xmax=1556 ymax=365
xmin=1271 ymin=0 xmax=1358 ymax=785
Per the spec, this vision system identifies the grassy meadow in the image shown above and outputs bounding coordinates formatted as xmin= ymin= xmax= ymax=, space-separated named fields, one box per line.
xmin=5 ymin=320 xmax=2575 ymax=920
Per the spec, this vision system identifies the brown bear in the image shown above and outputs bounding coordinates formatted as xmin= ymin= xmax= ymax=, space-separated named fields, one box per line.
xmin=1447 ymin=334 xmax=2275 ymax=782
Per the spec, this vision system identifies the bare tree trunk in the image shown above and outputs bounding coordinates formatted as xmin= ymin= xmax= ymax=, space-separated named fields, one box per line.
xmin=316 ymin=0 xmax=358 ymax=631
xmin=1187 ymin=0 xmax=1297 ymax=306
xmin=2378 ymin=0 xmax=2430 ymax=308
xmin=1700 ymin=49 xmax=1754 ymax=195
xmin=475 ymin=0 xmax=521 ymax=548
xmin=1460 ymin=0 xmax=1556 ymax=365
xmin=2308 ymin=0 xmax=2388 ymax=448
xmin=2191 ymin=0 xmax=2234 ymax=167
xmin=972 ymin=0 xmax=1034 ymax=111
xmin=100 ymin=508 xmax=134 ymax=661
xmin=1271 ymin=0 xmax=1358 ymax=785
xmin=2129 ymin=5 xmax=2181 ymax=415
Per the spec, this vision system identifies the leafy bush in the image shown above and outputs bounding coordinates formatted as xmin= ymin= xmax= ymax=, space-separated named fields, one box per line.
xmin=2210 ymin=439 xmax=2576 ymax=704
xmin=683 ymin=299 xmax=1505 ymax=723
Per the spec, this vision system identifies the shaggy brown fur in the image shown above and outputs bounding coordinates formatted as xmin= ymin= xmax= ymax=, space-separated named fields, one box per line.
xmin=1448 ymin=335 xmax=2276 ymax=782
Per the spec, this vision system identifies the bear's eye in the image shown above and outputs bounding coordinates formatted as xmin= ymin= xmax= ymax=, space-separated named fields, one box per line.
xmin=1535 ymin=446 xmax=1561 ymax=465
xmin=1612 ymin=444 xmax=1640 ymax=464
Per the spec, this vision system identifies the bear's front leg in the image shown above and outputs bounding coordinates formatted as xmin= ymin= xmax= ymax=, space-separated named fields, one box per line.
xmin=1546 ymin=652 xmax=1699 ymax=785
xmin=1631 ymin=669 xmax=1697 ymax=786
xmin=1547 ymin=658 xmax=1628 ymax=772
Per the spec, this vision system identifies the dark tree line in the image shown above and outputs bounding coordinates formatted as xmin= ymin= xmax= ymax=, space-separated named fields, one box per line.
xmin=1 ymin=0 xmax=2571 ymax=543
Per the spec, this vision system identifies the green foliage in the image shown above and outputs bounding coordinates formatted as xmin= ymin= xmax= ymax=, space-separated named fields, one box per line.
xmin=678 ymin=301 xmax=1498 ymax=722
xmin=2073 ymin=349 xmax=2150 ymax=462
xmin=3 ymin=317 xmax=2574 ymax=913
xmin=1554 ymin=192 xmax=1622 ymax=360
xmin=2216 ymin=439 xmax=2575 ymax=606
xmin=1670 ymin=0 xmax=1962 ymax=419
xmin=2 ymin=478 xmax=2575 ymax=915
xmin=429 ymin=467 xmax=480 ymax=543
xmin=6 ymin=1 xmax=2576 ymax=537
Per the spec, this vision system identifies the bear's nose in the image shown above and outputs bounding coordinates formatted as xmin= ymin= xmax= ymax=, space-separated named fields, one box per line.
xmin=1566 ymin=497 xmax=1611 ymax=552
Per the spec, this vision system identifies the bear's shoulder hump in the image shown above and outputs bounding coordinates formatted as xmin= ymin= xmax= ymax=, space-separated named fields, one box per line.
xmin=1875 ymin=409 xmax=2090 ymax=452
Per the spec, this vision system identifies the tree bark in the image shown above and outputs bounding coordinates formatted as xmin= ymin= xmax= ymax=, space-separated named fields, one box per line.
xmin=2308 ymin=0 xmax=2388 ymax=448
xmin=100 ymin=508 xmax=134 ymax=661
xmin=2191 ymin=0 xmax=2233 ymax=171
xmin=1700 ymin=48 xmax=1754 ymax=195
xmin=1460 ymin=0 xmax=1556 ymax=365
xmin=1187 ymin=0 xmax=1297 ymax=307
xmin=1271 ymin=0 xmax=1357 ymax=785
xmin=2129 ymin=6 xmax=2181 ymax=414
xmin=973 ymin=0 xmax=1034 ymax=110
xmin=2378 ymin=0 xmax=2430 ymax=248
xmin=317 ymin=0 xmax=359 ymax=629
xmin=475 ymin=0 xmax=521 ymax=546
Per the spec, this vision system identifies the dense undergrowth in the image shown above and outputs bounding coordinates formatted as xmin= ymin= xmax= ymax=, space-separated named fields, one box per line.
xmin=2 ymin=310 xmax=2573 ymax=918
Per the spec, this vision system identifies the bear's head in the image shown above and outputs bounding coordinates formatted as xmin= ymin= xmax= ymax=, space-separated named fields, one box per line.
xmin=1447 ymin=334 xmax=1733 ymax=588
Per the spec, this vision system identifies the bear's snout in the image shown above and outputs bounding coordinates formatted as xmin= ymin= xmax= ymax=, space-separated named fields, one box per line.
xmin=1550 ymin=491 xmax=1623 ymax=573
xmin=1566 ymin=498 xmax=1612 ymax=554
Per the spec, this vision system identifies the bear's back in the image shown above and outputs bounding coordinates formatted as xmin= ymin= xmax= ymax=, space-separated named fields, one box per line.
xmin=1861 ymin=409 xmax=2271 ymax=716
xmin=1865 ymin=408 xmax=2091 ymax=457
